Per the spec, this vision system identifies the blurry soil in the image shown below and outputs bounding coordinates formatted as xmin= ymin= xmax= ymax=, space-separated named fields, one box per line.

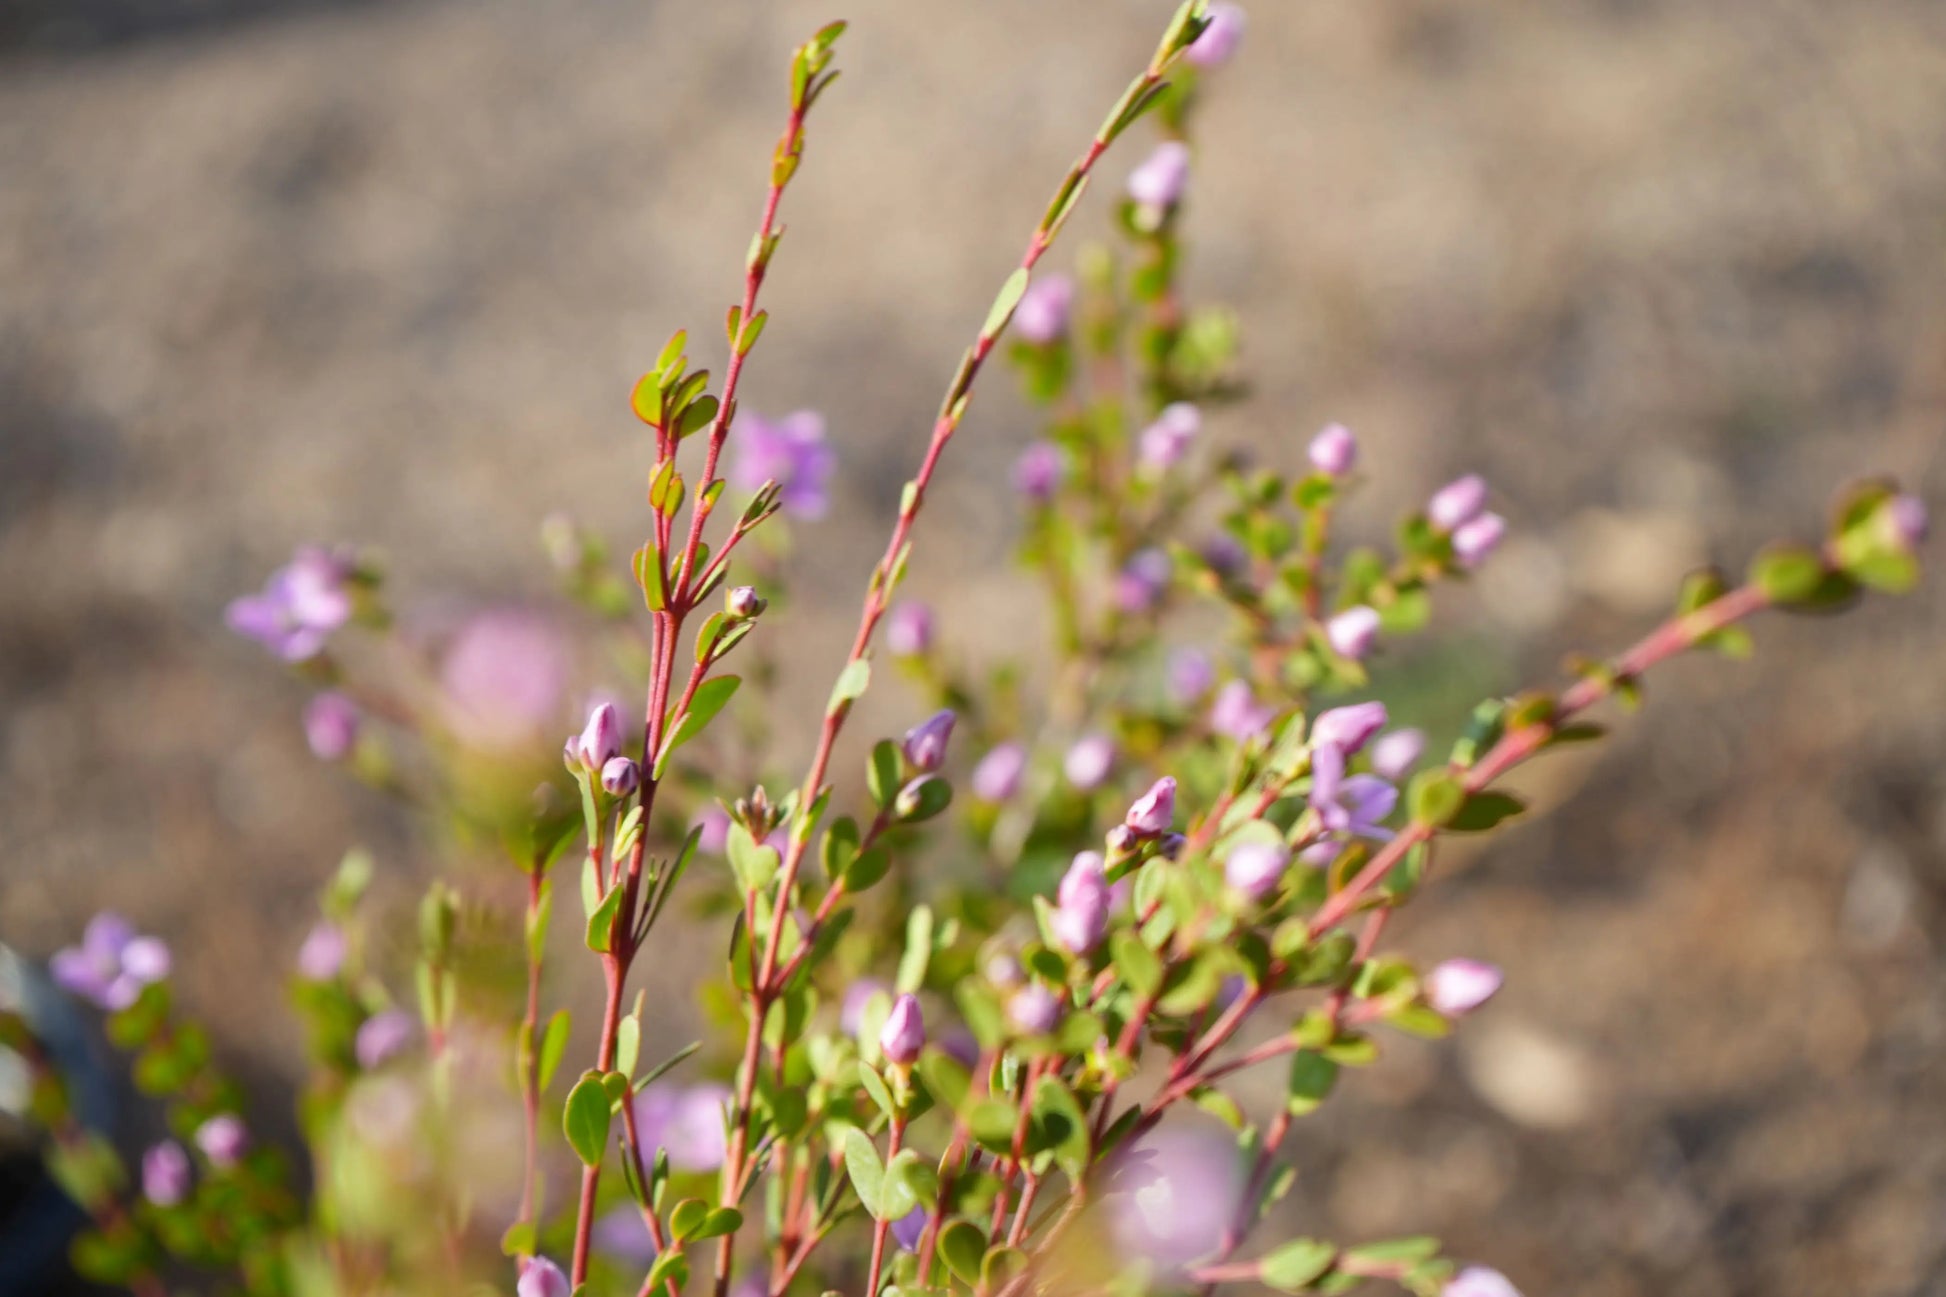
xmin=2 ymin=1 xmax=1944 ymax=1294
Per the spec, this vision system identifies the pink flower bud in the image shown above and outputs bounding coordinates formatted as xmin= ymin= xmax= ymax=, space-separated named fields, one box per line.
xmin=1128 ymin=141 xmax=1191 ymax=210
xmin=902 ymin=709 xmax=956 ymax=774
xmin=1224 ymin=841 xmax=1290 ymax=899
xmin=879 ymin=993 xmax=926 ymax=1065
xmin=1311 ymin=701 xmax=1387 ymax=756
xmin=195 ymin=1114 xmax=249 ymax=1169
xmin=1428 ymin=474 xmax=1488 ymax=531
xmin=296 ymin=923 xmax=347 ymax=980
xmin=1426 ymin=959 xmax=1504 ymax=1017
xmin=1444 ymin=1266 xmax=1523 ymax=1297
xmin=142 ymin=1141 xmax=191 ymax=1207
xmin=1065 ymin=734 xmax=1116 ymax=790
xmin=1307 ymin=423 xmax=1357 ymax=476
xmin=1185 ymin=1 xmax=1246 ymax=67
xmin=600 ymin=756 xmax=640 ymax=796
xmin=518 ymin=1257 xmax=572 ymax=1297
xmin=574 ymin=702 xmax=624 ymax=771
xmin=303 ymin=692 xmax=360 ymax=762
xmin=1052 ymin=852 xmax=1111 ymax=954
xmin=1888 ymin=492 xmax=1928 ymax=550
xmin=1139 ymin=403 xmax=1201 ymax=472
xmin=1325 ymin=606 xmax=1380 ymax=660
xmin=1008 ymin=984 xmax=1063 ymax=1035
xmin=1452 ymin=511 xmax=1507 ymax=569
xmin=1209 ymin=680 xmax=1276 ymax=741
xmin=1124 ymin=777 xmax=1177 ymax=836
xmin=1014 ymin=273 xmax=1074 ymax=344
xmin=886 ymin=602 xmax=934 ymax=656
xmin=726 ymin=585 xmax=766 ymax=619
xmin=1167 ymin=647 xmax=1214 ymax=703
xmin=355 ymin=1009 xmax=417 ymax=1070
xmin=972 ymin=743 xmax=1027 ymax=801
xmin=1014 ymin=442 xmax=1064 ymax=501
xmin=1370 ymin=728 xmax=1425 ymax=781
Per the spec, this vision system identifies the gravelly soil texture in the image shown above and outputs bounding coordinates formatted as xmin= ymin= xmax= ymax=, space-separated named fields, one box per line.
xmin=2 ymin=2 xmax=1943 ymax=1294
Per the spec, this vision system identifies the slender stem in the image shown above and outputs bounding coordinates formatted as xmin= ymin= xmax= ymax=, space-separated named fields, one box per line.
xmin=516 ymin=863 xmax=546 ymax=1230
xmin=864 ymin=1116 xmax=906 ymax=1297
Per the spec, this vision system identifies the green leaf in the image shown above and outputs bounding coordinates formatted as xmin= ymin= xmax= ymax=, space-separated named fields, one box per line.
xmin=894 ymin=775 xmax=953 ymax=823
xmin=563 ymin=1072 xmax=612 ymax=1167
xmin=615 ymin=1013 xmax=641 ymax=1079
xmin=917 ymin=1049 xmax=971 ymax=1112
xmin=1748 ymin=543 xmax=1827 ymax=605
xmin=678 ymin=395 xmax=720 ymax=440
xmin=1407 ymin=770 xmax=1466 ymax=828
xmin=670 ymin=1197 xmax=709 ymax=1241
xmin=1286 ymin=1050 xmax=1339 ymax=1116
xmin=1110 ymin=932 xmax=1163 ymax=997
xmin=883 ymin=1148 xmax=933 ymax=1220
xmin=585 ymin=885 xmax=626 ymax=954
xmin=726 ymin=823 xmax=782 ymax=893
xmin=1446 ymin=791 xmax=1526 ymax=833
xmin=982 ymin=268 xmax=1031 ymax=340
xmin=843 ymin=846 xmax=892 ymax=894
xmin=694 ymin=1206 xmax=744 ymax=1240
xmin=1260 ymin=1238 xmax=1339 ymax=1291
xmin=828 ymin=658 xmax=871 ymax=716
xmin=843 ymin=1127 xmax=885 ymax=1219
xmin=646 ymin=1250 xmax=689 ymax=1295
xmin=938 ymin=1219 xmax=988 ymax=1284
xmin=896 ymin=906 xmax=935 ymax=994
xmin=668 ymin=675 xmax=741 ymax=755
xmin=967 ymin=1099 xmax=1019 ymax=1154
xmin=500 ymin=1220 xmax=537 ymax=1258
xmin=1030 ymin=1076 xmax=1089 ymax=1175
xmin=868 ymin=739 xmax=902 ymax=809
xmin=538 ymin=1009 xmax=572 ymax=1090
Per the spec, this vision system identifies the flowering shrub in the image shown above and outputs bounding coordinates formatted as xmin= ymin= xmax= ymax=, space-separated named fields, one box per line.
xmin=1 ymin=5 xmax=1928 ymax=1297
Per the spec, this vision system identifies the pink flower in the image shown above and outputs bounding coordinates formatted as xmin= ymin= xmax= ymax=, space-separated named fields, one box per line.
xmin=441 ymin=611 xmax=568 ymax=750
xmin=1209 ymin=680 xmax=1275 ymax=741
xmin=1128 ymin=141 xmax=1191 ymax=210
xmin=972 ymin=743 xmax=1027 ymax=802
xmin=1014 ymin=273 xmax=1075 ymax=344
xmin=1014 ymin=442 xmax=1065 ymax=500
xmin=1325 ymin=606 xmax=1380 ymax=660
xmin=1185 ymin=2 xmax=1246 ymax=67
xmin=1426 ymin=959 xmax=1504 ymax=1017
xmin=1308 ymin=422 xmax=1357 ymax=475
xmin=886 ymin=603 xmax=934 ymax=657
xmin=51 ymin=913 xmax=170 ymax=1012
xmin=1427 ymin=474 xmax=1488 ymax=531
xmin=1139 ymin=403 xmax=1201 ymax=472
xmin=1064 ymin=734 xmax=1116 ymax=791
xmin=1452 ymin=511 xmax=1507 ymax=569
xmin=879 ymin=994 xmax=926 ymax=1065
xmin=729 ymin=410 xmax=835 ymax=519
xmin=296 ymin=922 xmax=347 ymax=980
xmin=1109 ymin=1126 xmax=1244 ymax=1269
xmin=1124 ymin=777 xmax=1177 ymax=836
xmin=225 ymin=546 xmax=355 ymax=662
xmin=518 ymin=1257 xmax=571 ymax=1297
xmin=1370 ymin=728 xmax=1425 ymax=781
xmin=1444 ymin=1266 xmax=1523 ymax=1297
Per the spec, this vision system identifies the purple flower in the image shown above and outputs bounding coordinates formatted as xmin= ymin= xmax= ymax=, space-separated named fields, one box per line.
xmin=142 ymin=1141 xmax=191 ymax=1207
xmin=1139 ymin=403 xmax=1201 ymax=473
xmin=572 ymin=702 xmax=624 ymax=772
xmin=1051 ymin=852 xmax=1111 ymax=954
xmin=1308 ymin=743 xmax=1398 ymax=839
xmin=1427 ymin=473 xmax=1488 ymax=532
xmin=1224 ymin=841 xmax=1290 ymax=899
xmin=1297 ymin=840 xmax=1342 ymax=869
xmin=1185 ymin=1 xmax=1246 ymax=67
xmin=902 ymin=710 xmax=956 ymax=774
xmin=1200 ymin=534 xmax=1245 ymax=576
xmin=1370 ymin=728 xmax=1425 ymax=781
xmin=891 ymin=1206 xmax=930 ymax=1253
xmin=296 ymin=923 xmax=347 ymax=980
xmin=1008 ymin=984 xmax=1063 ymax=1035
xmin=303 ymin=692 xmax=360 ymax=762
xmin=633 ymin=1083 xmax=731 ymax=1172
xmin=1014 ymin=273 xmax=1074 ymax=344
xmin=986 ymin=952 xmax=1024 ymax=989
xmin=726 ymin=585 xmax=766 ymax=619
xmin=1307 ymin=423 xmax=1357 ymax=476
xmin=518 ymin=1257 xmax=572 ymax=1297
xmin=1452 ymin=512 xmax=1506 ymax=569
xmin=972 ymin=743 xmax=1027 ymax=802
xmin=1109 ymin=1127 xmax=1244 ymax=1269
xmin=1310 ymin=701 xmax=1387 ymax=755
xmin=729 ymin=410 xmax=836 ymax=520
xmin=841 ymin=980 xmax=889 ymax=1037
xmin=1209 ymin=680 xmax=1275 ymax=741
xmin=1125 ymin=777 xmax=1177 ymax=836
xmin=1167 ymin=648 xmax=1214 ymax=703
xmin=600 ymin=756 xmax=640 ymax=796
xmin=195 ymin=1114 xmax=249 ymax=1169
xmin=1325 ymin=606 xmax=1380 ymax=660
xmin=879 ymin=994 xmax=926 ymax=1065
xmin=693 ymin=805 xmax=731 ymax=854
xmin=440 ymin=611 xmax=568 ymax=750
xmin=51 ymin=914 xmax=171 ymax=1012
xmin=1128 ymin=141 xmax=1191 ymax=210
xmin=886 ymin=603 xmax=934 ymax=657
xmin=1426 ymin=959 xmax=1504 ymax=1017
xmin=1888 ymin=493 xmax=1928 ymax=550
xmin=1064 ymin=734 xmax=1116 ymax=791
xmin=1116 ymin=548 xmax=1173 ymax=614
xmin=1014 ymin=442 xmax=1065 ymax=501
xmin=592 ymin=1208 xmax=657 ymax=1265
xmin=355 ymin=1009 xmax=417 ymax=1070
xmin=225 ymin=546 xmax=355 ymax=662
xmin=1444 ymin=1266 xmax=1523 ymax=1297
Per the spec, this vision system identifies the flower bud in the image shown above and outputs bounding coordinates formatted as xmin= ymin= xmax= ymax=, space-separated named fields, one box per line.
xmin=1224 ymin=841 xmax=1290 ymax=899
xmin=1209 ymin=680 xmax=1275 ymax=741
xmin=304 ymin=692 xmax=360 ymax=762
xmin=986 ymin=951 xmax=1024 ymax=989
xmin=1452 ymin=511 xmax=1507 ymax=569
xmin=1115 ymin=548 xmax=1172 ymax=613
xmin=1311 ymin=701 xmax=1387 ymax=756
xmin=902 ymin=709 xmax=956 ymax=774
xmin=1008 ymin=983 xmax=1063 ymax=1035
xmin=1427 ymin=474 xmax=1488 ymax=531
xmin=296 ymin=922 xmax=347 ymax=980
xmin=726 ymin=585 xmax=766 ymax=619
xmin=971 ymin=743 xmax=1027 ymax=801
xmin=1157 ymin=832 xmax=1187 ymax=860
xmin=600 ymin=756 xmax=640 ymax=796
xmin=355 ymin=1009 xmax=417 ymax=1070
xmin=1325 ymin=605 xmax=1380 ymax=660
xmin=1051 ymin=852 xmax=1111 ymax=954
xmin=879 ymin=993 xmax=926 ymax=1065
xmin=1444 ymin=1266 xmax=1523 ymax=1297
xmin=886 ymin=602 xmax=934 ymax=656
xmin=1064 ymin=734 xmax=1116 ymax=791
xmin=1128 ymin=141 xmax=1191 ymax=210
xmin=1185 ymin=1 xmax=1246 ymax=67
xmin=1014 ymin=273 xmax=1074 ymax=344
xmin=195 ymin=1114 xmax=249 ymax=1168
xmin=1013 ymin=442 xmax=1064 ymax=501
xmin=892 ymin=1205 xmax=929 ymax=1253
xmin=840 ymin=980 xmax=889 ymax=1036
xmin=142 ymin=1141 xmax=191 ymax=1207
xmin=574 ymin=702 xmax=624 ymax=771
xmin=1370 ymin=728 xmax=1425 ymax=781
xmin=1138 ymin=403 xmax=1201 ymax=473
xmin=1888 ymin=492 xmax=1928 ymax=550
xmin=518 ymin=1257 xmax=572 ymax=1297
xmin=1307 ymin=422 xmax=1357 ymax=476
xmin=1426 ymin=959 xmax=1504 ymax=1017
xmin=1124 ymin=776 xmax=1177 ymax=836
xmin=1167 ymin=647 xmax=1214 ymax=703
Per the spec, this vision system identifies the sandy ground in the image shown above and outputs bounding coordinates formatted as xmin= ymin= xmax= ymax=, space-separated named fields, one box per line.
xmin=2 ymin=1 xmax=1945 ymax=1293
